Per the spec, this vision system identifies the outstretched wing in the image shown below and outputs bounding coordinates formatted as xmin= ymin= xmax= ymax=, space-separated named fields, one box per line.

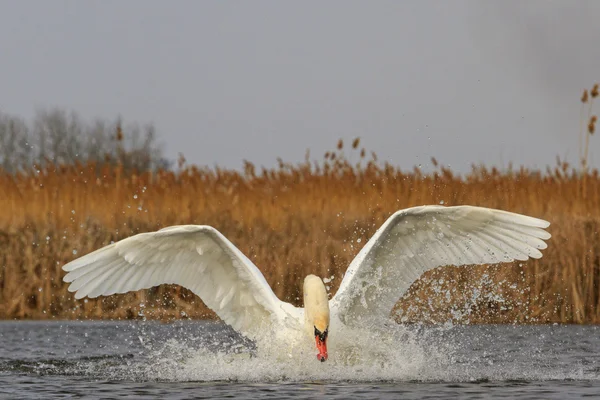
xmin=329 ymin=205 xmax=551 ymax=326
xmin=62 ymin=225 xmax=301 ymax=338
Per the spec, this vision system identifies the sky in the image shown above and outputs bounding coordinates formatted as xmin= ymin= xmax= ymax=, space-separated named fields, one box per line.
xmin=1 ymin=1 xmax=599 ymax=172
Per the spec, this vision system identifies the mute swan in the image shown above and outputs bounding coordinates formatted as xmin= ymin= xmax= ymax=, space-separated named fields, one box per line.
xmin=62 ymin=205 xmax=551 ymax=362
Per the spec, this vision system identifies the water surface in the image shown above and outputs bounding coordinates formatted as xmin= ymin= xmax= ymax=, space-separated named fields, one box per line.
xmin=1 ymin=321 xmax=599 ymax=399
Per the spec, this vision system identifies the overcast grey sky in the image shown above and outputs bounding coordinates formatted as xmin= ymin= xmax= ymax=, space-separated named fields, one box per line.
xmin=1 ymin=1 xmax=599 ymax=172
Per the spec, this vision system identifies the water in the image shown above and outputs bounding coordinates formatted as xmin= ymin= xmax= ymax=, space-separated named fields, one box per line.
xmin=1 ymin=321 xmax=599 ymax=399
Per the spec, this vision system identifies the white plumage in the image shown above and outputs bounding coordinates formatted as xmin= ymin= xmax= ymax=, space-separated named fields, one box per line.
xmin=62 ymin=205 xmax=551 ymax=358
xmin=329 ymin=205 xmax=550 ymax=326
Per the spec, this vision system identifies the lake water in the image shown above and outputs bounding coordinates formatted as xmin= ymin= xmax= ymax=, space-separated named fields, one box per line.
xmin=0 ymin=321 xmax=599 ymax=399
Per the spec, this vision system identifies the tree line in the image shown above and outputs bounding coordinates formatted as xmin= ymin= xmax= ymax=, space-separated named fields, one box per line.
xmin=0 ymin=108 xmax=169 ymax=173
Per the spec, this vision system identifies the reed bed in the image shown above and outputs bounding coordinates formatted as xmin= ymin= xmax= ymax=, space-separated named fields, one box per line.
xmin=1 ymin=143 xmax=600 ymax=324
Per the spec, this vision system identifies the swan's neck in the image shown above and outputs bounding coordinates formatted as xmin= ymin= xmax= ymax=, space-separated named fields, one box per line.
xmin=303 ymin=274 xmax=330 ymax=362
xmin=303 ymin=274 xmax=330 ymax=335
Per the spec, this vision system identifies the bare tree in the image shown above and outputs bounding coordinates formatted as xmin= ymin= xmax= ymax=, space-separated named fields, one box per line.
xmin=0 ymin=113 xmax=32 ymax=172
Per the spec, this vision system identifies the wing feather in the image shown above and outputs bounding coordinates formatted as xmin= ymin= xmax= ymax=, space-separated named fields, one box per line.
xmin=63 ymin=225 xmax=302 ymax=338
xmin=330 ymin=205 xmax=551 ymax=326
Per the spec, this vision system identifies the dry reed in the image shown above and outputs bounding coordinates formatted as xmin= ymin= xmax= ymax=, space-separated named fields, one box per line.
xmin=0 ymin=147 xmax=599 ymax=325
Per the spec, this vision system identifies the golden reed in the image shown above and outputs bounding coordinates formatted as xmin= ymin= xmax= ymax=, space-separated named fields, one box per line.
xmin=1 ymin=145 xmax=600 ymax=324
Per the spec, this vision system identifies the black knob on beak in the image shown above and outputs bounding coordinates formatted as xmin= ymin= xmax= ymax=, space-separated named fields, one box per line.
xmin=320 ymin=356 xmax=326 ymax=362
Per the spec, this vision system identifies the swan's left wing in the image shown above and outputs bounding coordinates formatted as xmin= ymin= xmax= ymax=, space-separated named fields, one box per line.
xmin=62 ymin=225 xmax=301 ymax=338
xmin=329 ymin=205 xmax=551 ymax=326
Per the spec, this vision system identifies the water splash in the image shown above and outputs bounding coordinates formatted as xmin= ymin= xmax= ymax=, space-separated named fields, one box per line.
xmin=84 ymin=323 xmax=454 ymax=382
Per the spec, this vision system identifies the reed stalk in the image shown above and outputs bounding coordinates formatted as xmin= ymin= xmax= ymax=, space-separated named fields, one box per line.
xmin=0 ymin=148 xmax=599 ymax=324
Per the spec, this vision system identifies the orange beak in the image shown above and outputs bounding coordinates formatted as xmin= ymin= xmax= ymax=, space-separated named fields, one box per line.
xmin=315 ymin=335 xmax=328 ymax=362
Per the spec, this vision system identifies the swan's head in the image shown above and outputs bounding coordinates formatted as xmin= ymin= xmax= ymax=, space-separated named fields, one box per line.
xmin=303 ymin=274 xmax=330 ymax=362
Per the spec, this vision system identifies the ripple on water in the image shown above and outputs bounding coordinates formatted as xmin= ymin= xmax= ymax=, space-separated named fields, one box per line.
xmin=1 ymin=321 xmax=598 ymax=385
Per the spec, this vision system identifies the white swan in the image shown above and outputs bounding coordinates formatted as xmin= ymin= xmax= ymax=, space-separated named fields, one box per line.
xmin=62 ymin=205 xmax=551 ymax=362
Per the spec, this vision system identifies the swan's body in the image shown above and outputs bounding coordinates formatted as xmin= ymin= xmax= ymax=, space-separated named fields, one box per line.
xmin=62 ymin=205 xmax=551 ymax=361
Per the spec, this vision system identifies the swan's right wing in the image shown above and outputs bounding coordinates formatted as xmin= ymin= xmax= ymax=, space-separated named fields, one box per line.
xmin=329 ymin=205 xmax=551 ymax=326
xmin=62 ymin=225 xmax=302 ymax=338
